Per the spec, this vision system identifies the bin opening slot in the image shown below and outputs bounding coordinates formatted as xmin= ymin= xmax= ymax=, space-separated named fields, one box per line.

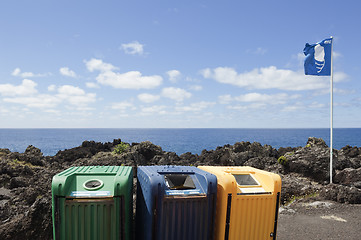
xmin=86 ymin=180 xmax=101 ymax=188
xmin=164 ymin=174 xmax=196 ymax=190
xmin=233 ymin=174 xmax=259 ymax=186
xmin=83 ymin=179 xmax=104 ymax=190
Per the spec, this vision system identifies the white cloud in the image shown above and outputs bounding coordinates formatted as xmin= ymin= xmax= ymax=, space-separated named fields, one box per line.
xmin=333 ymin=51 xmax=342 ymax=60
xmin=85 ymin=58 xmax=118 ymax=72
xmin=227 ymin=103 xmax=267 ymax=111
xmin=58 ymin=85 xmax=85 ymax=95
xmin=234 ymin=93 xmax=300 ymax=105
xmin=221 ymin=92 xmax=303 ymax=112
xmin=138 ymin=93 xmax=160 ymax=103
xmin=86 ymin=82 xmax=100 ymax=89
xmin=59 ymin=67 xmax=77 ymax=78
xmin=313 ymin=84 xmax=352 ymax=96
xmin=11 ymin=68 xmax=49 ymax=78
xmin=57 ymin=85 xmax=96 ymax=107
xmin=281 ymin=104 xmax=304 ymax=112
xmin=4 ymin=84 xmax=96 ymax=110
xmin=220 ymin=92 xmax=301 ymax=105
xmin=333 ymin=71 xmax=348 ymax=83
xmin=309 ymin=102 xmax=325 ymax=108
xmin=0 ymin=106 xmax=9 ymax=114
xmin=218 ymin=94 xmax=233 ymax=104
xmin=11 ymin=68 xmax=23 ymax=76
xmin=297 ymin=53 xmax=305 ymax=63
xmin=200 ymin=68 xmax=211 ymax=78
xmin=141 ymin=105 xmax=167 ymax=115
xmin=4 ymin=94 xmax=60 ymax=108
xmin=235 ymin=93 xmax=269 ymax=102
xmin=1 ymin=79 xmax=98 ymax=111
xmin=0 ymin=79 xmax=38 ymax=96
xmin=120 ymin=41 xmax=144 ymax=55
xmin=111 ymin=101 xmax=135 ymax=110
xmin=161 ymin=87 xmax=191 ymax=102
xmin=65 ymin=94 xmax=97 ymax=107
xmin=166 ymin=70 xmax=181 ymax=83
xmin=334 ymin=88 xmax=355 ymax=95
xmin=189 ymin=85 xmax=203 ymax=91
xmin=48 ymin=85 xmax=56 ymax=91
xmin=175 ymin=101 xmax=215 ymax=112
xmin=85 ymin=58 xmax=163 ymax=89
xmin=43 ymin=109 xmax=61 ymax=115
xmin=201 ymin=66 xmax=334 ymax=91
xmin=97 ymin=71 xmax=163 ymax=89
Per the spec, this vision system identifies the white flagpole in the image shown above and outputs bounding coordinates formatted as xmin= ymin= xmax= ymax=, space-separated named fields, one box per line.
xmin=330 ymin=36 xmax=334 ymax=184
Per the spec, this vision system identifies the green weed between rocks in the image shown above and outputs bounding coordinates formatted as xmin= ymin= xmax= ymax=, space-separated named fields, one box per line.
xmin=9 ymin=158 xmax=35 ymax=168
xmin=285 ymin=192 xmax=319 ymax=206
xmin=112 ymin=143 xmax=129 ymax=154
xmin=277 ymin=155 xmax=288 ymax=165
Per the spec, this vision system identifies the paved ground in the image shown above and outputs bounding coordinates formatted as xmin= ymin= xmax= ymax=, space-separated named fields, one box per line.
xmin=277 ymin=200 xmax=361 ymax=240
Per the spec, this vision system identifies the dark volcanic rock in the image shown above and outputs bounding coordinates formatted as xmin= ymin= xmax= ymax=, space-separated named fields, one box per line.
xmin=5 ymin=145 xmax=45 ymax=167
xmin=319 ymin=184 xmax=361 ymax=204
xmin=132 ymin=141 xmax=163 ymax=164
xmin=197 ymin=142 xmax=279 ymax=167
xmin=54 ymin=139 xmax=121 ymax=163
xmin=179 ymin=152 xmax=198 ymax=165
xmin=0 ymin=137 xmax=361 ymax=240
xmin=244 ymin=156 xmax=278 ymax=170
xmin=280 ymin=173 xmax=322 ymax=204
xmin=198 ymin=147 xmax=233 ymax=166
xmin=0 ymin=196 xmax=52 ymax=240
xmin=0 ymin=157 xmax=55 ymax=240
xmin=334 ymin=168 xmax=361 ymax=188
xmin=277 ymin=146 xmax=300 ymax=158
xmin=285 ymin=137 xmax=331 ymax=183
xmin=24 ymin=145 xmax=43 ymax=164
xmin=335 ymin=145 xmax=361 ymax=170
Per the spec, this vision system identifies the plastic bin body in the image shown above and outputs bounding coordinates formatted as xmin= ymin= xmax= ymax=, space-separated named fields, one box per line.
xmin=135 ymin=165 xmax=217 ymax=240
xmin=198 ymin=166 xmax=281 ymax=240
xmin=52 ymin=166 xmax=133 ymax=240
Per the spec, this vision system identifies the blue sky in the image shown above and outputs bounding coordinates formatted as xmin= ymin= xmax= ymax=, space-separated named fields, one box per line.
xmin=0 ymin=0 xmax=360 ymax=128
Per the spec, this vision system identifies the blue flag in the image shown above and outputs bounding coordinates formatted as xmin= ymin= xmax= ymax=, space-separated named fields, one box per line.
xmin=304 ymin=38 xmax=332 ymax=76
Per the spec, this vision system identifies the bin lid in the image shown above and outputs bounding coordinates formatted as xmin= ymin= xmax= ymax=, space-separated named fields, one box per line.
xmin=164 ymin=174 xmax=196 ymax=190
xmin=137 ymin=165 xmax=217 ymax=196
xmin=52 ymin=166 xmax=132 ymax=197
xmin=198 ymin=166 xmax=282 ymax=194
xmin=163 ymin=174 xmax=204 ymax=196
xmin=232 ymin=173 xmax=270 ymax=194
xmin=233 ymin=174 xmax=259 ymax=186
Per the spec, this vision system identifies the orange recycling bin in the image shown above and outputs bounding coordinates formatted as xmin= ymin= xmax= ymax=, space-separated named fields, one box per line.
xmin=198 ymin=166 xmax=281 ymax=240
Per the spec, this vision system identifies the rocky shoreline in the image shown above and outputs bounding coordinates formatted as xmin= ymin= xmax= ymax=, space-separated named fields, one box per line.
xmin=1 ymin=137 xmax=361 ymax=239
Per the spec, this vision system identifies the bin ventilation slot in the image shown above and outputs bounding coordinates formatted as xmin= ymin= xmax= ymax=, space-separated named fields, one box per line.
xmin=164 ymin=174 xmax=196 ymax=190
xmin=233 ymin=174 xmax=259 ymax=186
xmin=83 ymin=179 xmax=103 ymax=190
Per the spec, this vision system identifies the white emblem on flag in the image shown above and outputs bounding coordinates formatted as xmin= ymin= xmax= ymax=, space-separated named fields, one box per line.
xmin=314 ymin=44 xmax=325 ymax=73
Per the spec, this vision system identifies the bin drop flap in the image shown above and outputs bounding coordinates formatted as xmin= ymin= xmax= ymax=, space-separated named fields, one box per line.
xmin=163 ymin=173 xmax=203 ymax=196
xmin=232 ymin=173 xmax=270 ymax=195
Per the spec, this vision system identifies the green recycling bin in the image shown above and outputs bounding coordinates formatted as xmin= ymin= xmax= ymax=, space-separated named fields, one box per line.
xmin=52 ymin=166 xmax=133 ymax=240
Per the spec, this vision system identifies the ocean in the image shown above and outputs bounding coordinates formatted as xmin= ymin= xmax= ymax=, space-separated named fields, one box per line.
xmin=0 ymin=128 xmax=360 ymax=156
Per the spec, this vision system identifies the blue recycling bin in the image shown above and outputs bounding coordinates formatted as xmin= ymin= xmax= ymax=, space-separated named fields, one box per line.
xmin=135 ymin=165 xmax=217 ymax=240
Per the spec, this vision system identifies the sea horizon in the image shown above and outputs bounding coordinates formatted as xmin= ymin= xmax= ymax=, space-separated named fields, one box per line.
xmin=1 ymin=127 xmax=360 ymax=129
xmin=1 ymin=128 xmax=360 ymax=156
